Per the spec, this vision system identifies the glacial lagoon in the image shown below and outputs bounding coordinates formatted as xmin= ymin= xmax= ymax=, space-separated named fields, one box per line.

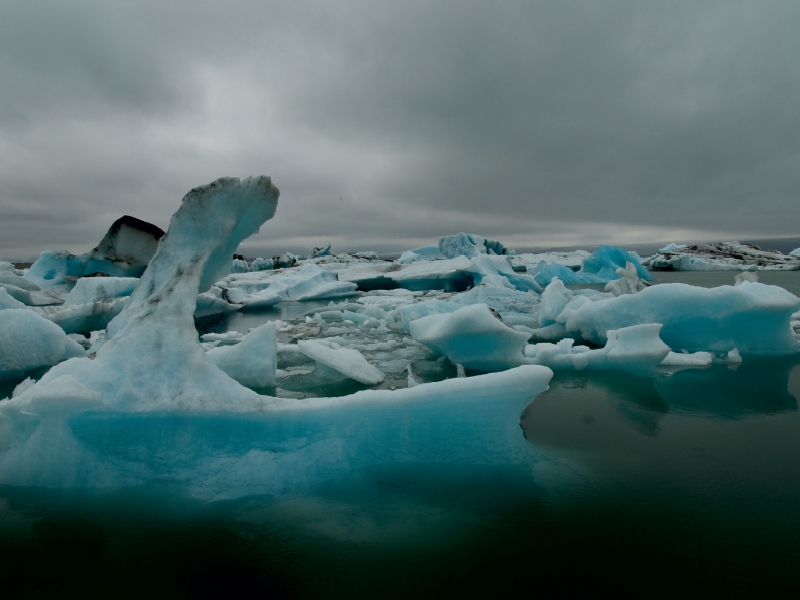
xmin=1 ymin=270 xmax=799 ymax=597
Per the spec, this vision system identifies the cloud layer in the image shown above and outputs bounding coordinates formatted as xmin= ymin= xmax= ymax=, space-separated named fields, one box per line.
xmin=2 ymin=1 xmax=798 ymax=259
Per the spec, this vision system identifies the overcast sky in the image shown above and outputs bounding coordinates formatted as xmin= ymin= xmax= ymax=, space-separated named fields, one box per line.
xmin=1 ymin=0 xmax=799 ymax=260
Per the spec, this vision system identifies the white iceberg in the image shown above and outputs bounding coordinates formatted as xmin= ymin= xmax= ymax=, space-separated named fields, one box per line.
xmin=297 ymin=339 xmax=386 ymax=385
xmin=410 ymin=303 xmax=530 ymax=371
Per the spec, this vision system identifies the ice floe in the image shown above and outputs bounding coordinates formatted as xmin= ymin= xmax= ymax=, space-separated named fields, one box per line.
xmin=642 ymin=241 xmax=800 ymax=271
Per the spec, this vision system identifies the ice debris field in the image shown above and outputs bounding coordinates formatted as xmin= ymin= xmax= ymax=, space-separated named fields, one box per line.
xmin=1 ymin=176 xmax=799 ymax=498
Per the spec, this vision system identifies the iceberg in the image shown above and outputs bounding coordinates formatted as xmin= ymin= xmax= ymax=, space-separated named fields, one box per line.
xmin=410 ymin=304 xmax=530 ymax=371
xmin=0 ymin=309 xmax=85 ymax=381
xmin=560 ymin=281 xmax=800 ymax=354
xmin=207 ymin=322 xmax=278 ymax=388
xmin=438 ymin=232 xmax=512 ymax=259
xmin=297 ymin=339 xmax=386 ymax=385
xmin=0 ymin=365 xmax=552 ymax=495
xmin=25 ymin=216 xmax=165 ymax=288
xmin=642 ymin=241 xmax=800 ymax=271
xmin=525 ymin=246 xmax=651 ymax=287
xmin=10 ymin=176 xmax=281 ymax=411
xmin=604 ymin=262 xmax=649 ymax=296
xmin=524 ymin=324 xmax=670 ymax=371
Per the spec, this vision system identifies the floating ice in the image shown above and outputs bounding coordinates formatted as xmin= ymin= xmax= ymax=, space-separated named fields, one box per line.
xmin=207 ymin=322 xmax=278 ymax=388
xmin=0 ymin=309 xmax=85 ymax=381
xmin=410 ymin=304 xmax=530 ymax=371
xmin=10 ymin=176 xmax=281 ymax=411
xmin=524 ymin=324 xmax=670 ymax=371
xmin=297 ymin=339 xmax=386 ymax=385
xmin=467 ymin=254 xmax=542 ymax=293
xmin=605 ymin=262 xmax=649 ymax=296
xmin=222 ymin=264 xmax=357 ymax=301
xmin=438 ymin=233 xmax=511 ymax=259
xmin=643 ymin=242 xmax=800 ymax=271
xmin=560 ymin=281 xmax=800 ymax=354
xmin=222 ymin=287 xmax=282 ymax=310
xmin=25 ymin=216 xmax=165 ymax=288
xmin=659 ymin=351 xmax=715 ymax=367
xmin=0 ymin=365 xmax=553 ymax=495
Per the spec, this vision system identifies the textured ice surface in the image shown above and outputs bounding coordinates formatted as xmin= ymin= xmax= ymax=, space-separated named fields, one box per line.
xmin=63 ymin=277 xmax=139 ymax=306
xmin=0 ymin=309 xmax=85 ymax=381
xmin=410 ymin=304 xmax=530 ymax=371
xmin=0 ymin=365 xmax=552 ymax=496
xmin=561 ymin=281 xmax=800 ymax=354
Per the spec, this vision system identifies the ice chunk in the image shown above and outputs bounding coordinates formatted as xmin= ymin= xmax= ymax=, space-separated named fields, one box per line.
xmin=223 ymin=287 xmax=282 ymax=310
xmin=410 ymin=304 xmax=530 ymax=371
xmin=734 ymin=272 xmax=758 ymax=286
xmin=207 ymin=323 xmax=278 ymax=388
xmin=449 ymin=286 xmax=540 ymax=319
xmin=309 ymin=244 xmax=332 ymax=259
xmin=539 ymin=278 xmax=573 ymax=326
xmin=63 ymin=277 xmax=139 ymax=306
xmin=659 ymin=351 xmax=714 ymax=367
xmin=579 ymin=245 xmax=652 ymax=282
xmin=525 ymin=324 xmax=670 ymax=371
xmin=0 ymin=269 xmax=41 ymax=292
xmin=0 ymin=309 xmax=85 ymax=380
xmin=35 ymin=298 xmax=128 ymax=335
xmin=791 ymin=248 xmax=800 ymax=257
xmin=0 ymin=365 xmax=553 ymax=494
xmin=25 ymin=216 xmax=165 ymax=288
xmin=397 ymin=246 xmax=446 ymax=264
xmin=561 ymin=282 xmax=800 ymax=354
xmin=297 ymin=340 xmax=386 ymax=385
xmin=18 ymin=176 xmax=282 ymax=411
xmin=643 ymin=241 xmax=800 ymax=271
xmin=605 ymin=262 xmax=649 ymax=296
xmin=438 ymin=232 xmax=510 ymax=259
xmin=467 ymin=254 xmax=542 ymax=293
xmin=0 ymin=287 xmax=27 ymax=310
xmin=225 ymin=264 xmax=357 ymax=301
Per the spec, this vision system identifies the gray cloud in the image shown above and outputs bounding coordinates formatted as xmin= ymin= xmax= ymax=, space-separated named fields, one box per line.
xmin=1 ymin=0 xmax=798 ymax=260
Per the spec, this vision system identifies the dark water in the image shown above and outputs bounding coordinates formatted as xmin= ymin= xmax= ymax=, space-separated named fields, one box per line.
xmin=2 ymin=274 xmax=800 ymax=597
